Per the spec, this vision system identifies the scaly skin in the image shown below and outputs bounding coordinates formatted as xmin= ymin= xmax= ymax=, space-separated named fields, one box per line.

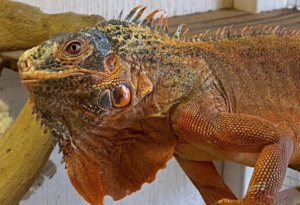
xmin=18 ymin=6 xmax=300 ymax=205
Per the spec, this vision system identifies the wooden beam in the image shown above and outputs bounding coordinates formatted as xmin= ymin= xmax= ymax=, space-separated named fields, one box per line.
xmin=0 ymin=100 xmax=54 ymax=205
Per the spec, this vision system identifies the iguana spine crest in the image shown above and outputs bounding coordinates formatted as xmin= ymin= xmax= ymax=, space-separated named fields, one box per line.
xmin=102 ymin=5 xmax=300 ymax=42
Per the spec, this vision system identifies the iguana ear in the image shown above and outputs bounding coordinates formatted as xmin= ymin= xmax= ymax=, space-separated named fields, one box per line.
xmin=62 ymin=117 xmax=176 ymax=204
xmin=135 ymin=72 xmax=153 ymax=101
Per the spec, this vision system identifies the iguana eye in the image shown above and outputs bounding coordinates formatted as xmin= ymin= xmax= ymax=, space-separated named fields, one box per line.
xmin=65 ymin=41 xmax=82 ymax=56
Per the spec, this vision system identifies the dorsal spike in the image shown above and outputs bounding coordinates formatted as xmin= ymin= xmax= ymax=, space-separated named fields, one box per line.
xmin=208 ymin=31 xmax=214 ymax=40
xmin=294 ymin=29 xmax=300 ymax=35
xmin=124 ymin=5 xmax=146 ymax=22
xmin=253 ymin=24 xmax=261 ymax=35
xmin=117 ymin=10 xmax=123 ymax=21
xmin=291 ymin=29 xmax=297 ymax=35
xmin=240 ymin=26 xmax=248 ymax=36
xmin=246 ymin=26 xmax=253 ymax=35
xmin=173 ymin=24 xmax=186 ymax=39
xmin=197 ymin=33 xmax=204 ymax=41
xmin=189 ymin=35 xmax=198 ymax=42
xmin=266 ymin=27 xmax=273 ymax=35
xmin=202 ymin=30 xmax=210 ymax=40
xmin=215 ymin=28 xmax=221 ymax=39
xmin=228 ymin=25 xmax=233 ymax=38
xmin=140 ymin=8 xmax=163 ymax=28
xmin=233 ymin=28 xmax=241 ymax=38
xmin=181 ymin=29 xmax=189 ymax=41
xmin=260 ymin=26 xmax=269 ymax=34
xmin=279 ymin=27 xmax=287 ymax=35
xmin=220 ymin=26 xmax=227 ymax=38
xmin=163 ymin=16 xmax=169 ymax=35
xmin=131 ymin=5 xmax=148 ymax=24
xmin=270 ymin=26 xmax=280 ymax=35
xmin=155 ymin=11 xmax=166 ymax=32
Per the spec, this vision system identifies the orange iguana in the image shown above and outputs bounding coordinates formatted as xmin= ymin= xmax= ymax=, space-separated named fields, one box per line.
xmin=17 ymin=5 xmax=300 ymax=205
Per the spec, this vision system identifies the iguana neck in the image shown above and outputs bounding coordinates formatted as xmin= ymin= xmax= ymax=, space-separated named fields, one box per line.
xmin=122 ymin=36 xmax=230 ymax=116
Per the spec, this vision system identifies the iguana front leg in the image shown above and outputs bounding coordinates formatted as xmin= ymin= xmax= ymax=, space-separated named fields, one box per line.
xmin=170 ymin=100 xmax=293 ymax=205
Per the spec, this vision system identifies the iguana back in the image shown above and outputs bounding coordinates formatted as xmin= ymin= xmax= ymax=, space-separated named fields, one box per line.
xmin=200 ymin=34 xmax=300 ymax=124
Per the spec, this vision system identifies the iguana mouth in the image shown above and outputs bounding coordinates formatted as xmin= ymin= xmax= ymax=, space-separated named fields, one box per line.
xmin=20 ymin=69 xmax=76 ymax=81
xmin=19 ymin=68 xmax=102 ymax=81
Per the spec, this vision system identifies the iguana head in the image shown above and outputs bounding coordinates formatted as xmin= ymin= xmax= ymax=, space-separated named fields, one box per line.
xmin=18 ymin=5 xmax=190 ymax=129
xmin=18 ymin=5 xmax=177 ymax=205
xmin=18 ymin=23 xmax=140 ymax=124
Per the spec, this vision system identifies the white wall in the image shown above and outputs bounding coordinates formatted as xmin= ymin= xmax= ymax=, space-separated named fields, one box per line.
xmin=13 ymin=0 xmax=233 ymax=19
xmin=12 ymin=0 xmax=292 ymax=18
xmin=287 ymin=0 xmax=300 ymax=9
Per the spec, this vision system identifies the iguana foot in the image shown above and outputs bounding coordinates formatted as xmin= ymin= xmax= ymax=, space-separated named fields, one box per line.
xmin=216 ymin=197 xmax=273 ymax=205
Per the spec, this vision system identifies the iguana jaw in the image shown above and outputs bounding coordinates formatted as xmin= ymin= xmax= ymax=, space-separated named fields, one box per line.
xmin=19 ymin=68 xmax=103 ymax=81
xmin=20 ymin=68 xmax=78 ymax=81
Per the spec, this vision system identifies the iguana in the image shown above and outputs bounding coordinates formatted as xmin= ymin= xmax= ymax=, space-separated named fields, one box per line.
xmin=17 ymin=5 xmax=300 ymax=205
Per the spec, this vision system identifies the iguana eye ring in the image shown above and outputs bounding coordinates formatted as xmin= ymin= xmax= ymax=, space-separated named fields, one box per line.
xmin=65 ymin=41 xmax=83 ymax=56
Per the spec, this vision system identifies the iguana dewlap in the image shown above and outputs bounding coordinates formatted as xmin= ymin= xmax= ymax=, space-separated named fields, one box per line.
xmin=17 ymin=5 xmax=300 ymax=205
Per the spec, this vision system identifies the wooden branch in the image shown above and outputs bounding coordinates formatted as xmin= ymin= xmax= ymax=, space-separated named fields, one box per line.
xmin=0 ymin=100 xmax=54 ymax=205
xmin=0 ymin=51 xmax=22 ymax=76
xmin=0 ymin=0 xmax=104 ymax=52
xmin=276 ymin=185 xmax=300 ymax=205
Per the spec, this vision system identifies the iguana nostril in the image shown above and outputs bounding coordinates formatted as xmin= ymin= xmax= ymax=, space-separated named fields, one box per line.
xmin=20 ymin=58 xmax=32 ymax=72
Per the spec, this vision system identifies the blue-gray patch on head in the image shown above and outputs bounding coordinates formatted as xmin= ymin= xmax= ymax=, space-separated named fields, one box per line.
xmin=82 ymin=29 xmax=111 ymax=54
xmin=75 ymin=29 xmax=112 ymax=72
xmin=48 ymin=32 xmax=71 ymax=41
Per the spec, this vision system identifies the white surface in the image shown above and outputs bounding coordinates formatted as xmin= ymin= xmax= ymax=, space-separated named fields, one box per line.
xmin=256 ymin=0 xmax=288 ymax=12
xmin=287 ymin=0 xmax=300 ymax=9
xmin=223 ymin=162 xmax=251 ymax=199
xmin=13 ymin=0 xmax=232 ymax=19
